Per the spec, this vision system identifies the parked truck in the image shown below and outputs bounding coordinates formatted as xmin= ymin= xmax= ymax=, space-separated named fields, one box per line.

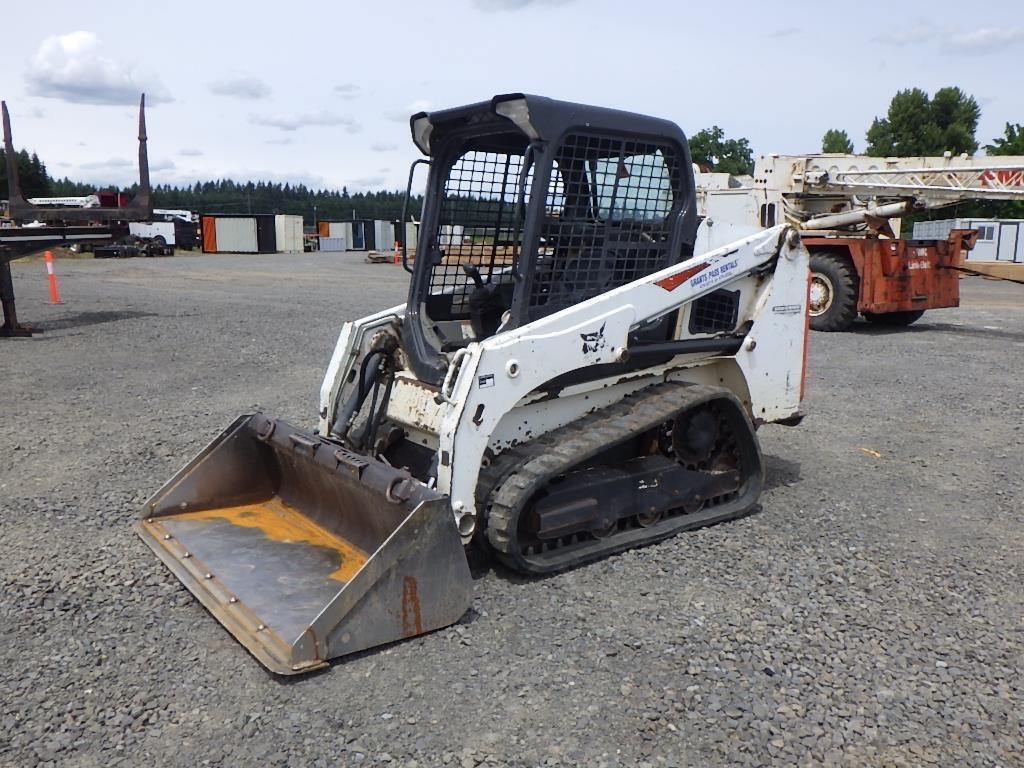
xmin=697 ymin=153 xmax=1024 ymax=330
xmin=129 ymin=216 xmax=199 ymax=251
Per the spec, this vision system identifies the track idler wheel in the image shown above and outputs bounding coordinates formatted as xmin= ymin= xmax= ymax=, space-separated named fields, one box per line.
xmin=671 ymin=407 xmax=719 ymax=465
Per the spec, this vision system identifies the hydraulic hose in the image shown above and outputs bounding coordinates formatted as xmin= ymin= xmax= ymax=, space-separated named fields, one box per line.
xmin=332 ymin=350 xmax=388 ymax=440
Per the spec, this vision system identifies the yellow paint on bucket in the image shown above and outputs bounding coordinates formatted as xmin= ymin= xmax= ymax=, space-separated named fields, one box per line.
xmin=176 ymin=498 xmax=368 ymax=582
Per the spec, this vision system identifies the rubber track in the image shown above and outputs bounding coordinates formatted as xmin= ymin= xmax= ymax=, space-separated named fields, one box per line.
xmin=479 ymin=381 xmax=762 ymax=574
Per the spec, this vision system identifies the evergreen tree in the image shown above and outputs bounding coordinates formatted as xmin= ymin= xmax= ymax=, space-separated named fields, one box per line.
xmin=866 ymin=87 xmax=980 ymax=156
xmin=821 ymin=129 xmax=854 ymax=154
xmin=0 ymin=147 xmax=53 ymax=197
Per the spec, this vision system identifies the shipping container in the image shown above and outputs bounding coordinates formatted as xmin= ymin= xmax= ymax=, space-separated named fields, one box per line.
xmin=374 ymin=220 xmax=395 ymax=252
xmin=215 ymin=217 xmax=258 ymax=253
xmin=255 ymin=215 xmax=276 ymax=253
xmin=398 ymin=221 xmax=418 ymax=248
xmin=319 ymin=236 xmax=347 ymax=252
xmin=439 ymin=224 xmax=464 ymax=246
xmin=201 ymin=216 xmax=217 ymax=252
xmin=200 ymin=214 xmax=277 ymax=253
xmin=350 ymin=220 xmax=370 ymax=250
xmin=328 ymin=222 xmax=351 ymax=243
xmin=274 ymin=214 xmax=304 ymax=252
xmin=314 ymin=220 xmax=397 ymax=251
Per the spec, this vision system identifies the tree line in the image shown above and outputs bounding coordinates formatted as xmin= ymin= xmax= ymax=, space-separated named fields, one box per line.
xmin=4 ymin=85 xmax=1021 ymax=222
xmin=0 ymin=148 xmax=56 ymax=198
xmin=1 ymin=149 xmax=421 ymax=222
xmin=46 ymin=176 xmax=421 ymax=224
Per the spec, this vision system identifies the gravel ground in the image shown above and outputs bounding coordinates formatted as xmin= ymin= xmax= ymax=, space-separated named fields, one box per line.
xmin=2 ymin=252 xmax=1022 ymax=767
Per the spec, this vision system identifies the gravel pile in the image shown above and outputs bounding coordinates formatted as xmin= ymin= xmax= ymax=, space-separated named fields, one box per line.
xmin=2 ymin=253 xmax=1022 ymax=766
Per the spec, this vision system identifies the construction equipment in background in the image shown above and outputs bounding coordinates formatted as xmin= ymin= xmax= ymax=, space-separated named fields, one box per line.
xmin=137 ymin=94 xmax=811 ymax=675
xmin=0 ymin=95 xmax=155 ymax=335
xmin=696 ymin=153 xmax=1024 ymax=330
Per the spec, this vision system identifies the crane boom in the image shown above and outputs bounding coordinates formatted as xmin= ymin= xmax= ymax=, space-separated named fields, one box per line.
xmin=750 ymin=154 xmax=1024 ymax=229
xmin=803 ymin=164 xmax=1024 ymax=203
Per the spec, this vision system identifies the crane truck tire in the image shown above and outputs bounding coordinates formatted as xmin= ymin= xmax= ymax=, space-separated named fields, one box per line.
xmin=808 ymin=252 xmax=858 ymax=332
xmin=863 ymin=310 xmax=925 ymax=327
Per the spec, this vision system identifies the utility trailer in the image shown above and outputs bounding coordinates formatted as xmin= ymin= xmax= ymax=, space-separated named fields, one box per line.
xmin=129 ymin=220 xmax=195 ymax=251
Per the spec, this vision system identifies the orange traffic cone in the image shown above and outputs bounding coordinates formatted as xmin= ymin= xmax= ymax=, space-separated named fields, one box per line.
xmin=393 ymin=240 xmax=400 ymax=264
xmin=44 ymin=251 xmax=61 ymax=304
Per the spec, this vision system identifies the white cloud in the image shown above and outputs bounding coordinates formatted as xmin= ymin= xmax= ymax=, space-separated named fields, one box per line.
xmin=179 ymin=148 xmax=204 ymax=156
xmin=334 ymin=83 xmax=361 ymax=99
xmin=768 ymin=26 xmax=800 ymax=38
xmin=70 ymin=156 xmax=172 ymax=182
xmin=25 ymin=31 xmax=172 ymax=105
xmin=948 ymin=26 xmax=1024 ymax=54
xmin=350 ymin=175 xmax=387 ymax=189
xmin=71 ymin=156 xmax=142 ymax=186
xmin=250 ymin=110 xmax=361 ymax=132
xmin=873 ymin=20 xmax=938 ymax=46
xmin=78 ymin=157 xmax=133 ymax=170
xmin=384 ymin=99 xmax=432 ymax=122
xmin=474 ymin=0 xmax=572 ymax=10
xmin=370 ymin=142 xmax=398 ymax=152
xmin=218 ymin=169 xmax=328 ymax=188
xmin=208 ymin=76 xmax=271 ymax=100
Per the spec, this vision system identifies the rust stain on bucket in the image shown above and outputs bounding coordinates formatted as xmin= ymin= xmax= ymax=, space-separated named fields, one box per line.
xmin=401 ymin=576 xmax=423 ymax=637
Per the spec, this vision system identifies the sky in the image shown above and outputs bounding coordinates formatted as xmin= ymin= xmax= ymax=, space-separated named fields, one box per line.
xmin=3 ymin=0 xmax=1023 ymax=193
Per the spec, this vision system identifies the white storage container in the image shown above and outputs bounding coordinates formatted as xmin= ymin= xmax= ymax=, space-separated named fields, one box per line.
xmin=319 ymin=236 xmax=347 ymax=252
xmin=274 ymin=214 xmax=304 ymax=252
xmin=374 ymin=220 xmax=395 ymax=252
xmin=327 ymin=222 xmax=351 ymax=243
xmin=214 ymin=217 xmax=258 ymax=253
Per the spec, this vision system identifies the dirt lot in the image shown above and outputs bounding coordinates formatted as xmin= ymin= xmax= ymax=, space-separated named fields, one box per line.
xmin=2 ymin=252 xmax=1022 ymax=767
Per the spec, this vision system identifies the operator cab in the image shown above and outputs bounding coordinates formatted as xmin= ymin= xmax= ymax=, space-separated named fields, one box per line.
xmin=403 ymin=94 xmax=698 ymax=386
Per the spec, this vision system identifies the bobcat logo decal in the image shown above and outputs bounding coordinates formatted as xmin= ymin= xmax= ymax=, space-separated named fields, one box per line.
xmin=580 ymin=322 xmax=607 ymax=354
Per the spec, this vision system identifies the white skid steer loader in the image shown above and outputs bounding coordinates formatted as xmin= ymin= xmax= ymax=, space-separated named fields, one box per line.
xmin=138 ymin=94 xmax=810 ymax=675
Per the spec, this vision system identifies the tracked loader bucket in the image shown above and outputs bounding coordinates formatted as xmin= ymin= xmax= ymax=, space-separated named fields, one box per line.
xmin=136 ymin=414 xmax=472 ymax=675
